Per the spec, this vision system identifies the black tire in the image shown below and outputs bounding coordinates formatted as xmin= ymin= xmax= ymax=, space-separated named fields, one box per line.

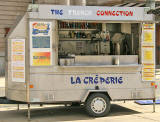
xmin=85 ymin=93 xmax=110 ymax=117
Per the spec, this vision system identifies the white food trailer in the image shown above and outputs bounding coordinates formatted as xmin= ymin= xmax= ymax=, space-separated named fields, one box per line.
xmin=5 ymin=4 xmax=156 ymax=118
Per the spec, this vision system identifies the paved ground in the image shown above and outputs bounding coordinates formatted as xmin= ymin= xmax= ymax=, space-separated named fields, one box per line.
xmin=0 ymin=101 xmax=160 ymax=122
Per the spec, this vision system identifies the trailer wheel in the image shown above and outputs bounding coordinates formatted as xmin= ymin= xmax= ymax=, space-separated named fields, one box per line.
xmin=85 ymin=93 xmax=110 ymax=117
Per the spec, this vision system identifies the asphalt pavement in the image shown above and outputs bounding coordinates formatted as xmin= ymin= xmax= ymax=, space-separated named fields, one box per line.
xmin=0 ymin=101 xmax=160 ymax=122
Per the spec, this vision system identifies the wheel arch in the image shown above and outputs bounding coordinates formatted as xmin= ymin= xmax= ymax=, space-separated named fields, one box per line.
xmin=81 ymin=90 xmax=112 ymax=103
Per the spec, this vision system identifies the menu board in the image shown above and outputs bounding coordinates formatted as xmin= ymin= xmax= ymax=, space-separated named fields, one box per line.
xmin=32 ymin=36 xmax=50 ymax=48
xmin=30 ymin=21 xmax=52 ymax=66
xmin=11 ymin=39 xmax=25 ymax=82
xmin=142 ymin=24 xmax=155 ymax=81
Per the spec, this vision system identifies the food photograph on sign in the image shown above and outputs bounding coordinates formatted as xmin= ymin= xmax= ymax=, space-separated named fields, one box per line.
xmin=32 ymin=52 xmax=51 ymax=66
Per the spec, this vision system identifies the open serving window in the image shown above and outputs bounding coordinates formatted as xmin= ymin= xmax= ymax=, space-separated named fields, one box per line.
xmin=58 ymin=21 xmax=140 ymax=66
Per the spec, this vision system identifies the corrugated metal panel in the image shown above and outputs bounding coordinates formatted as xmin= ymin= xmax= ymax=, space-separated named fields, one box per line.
xmin=124 ymin=3 xmax=137 ymax=7
xmin=134 ymin=3 xmax=145 ymax=7
xmin=0 ymin=1 xmax=30 ymax=7
xmin=0 ymin=6 xmax=27 ymax=11
xmin=113 ymin=3 xmax=127 ymax=6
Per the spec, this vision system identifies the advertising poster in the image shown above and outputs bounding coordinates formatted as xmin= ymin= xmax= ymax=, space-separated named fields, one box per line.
xmin=143 ymin=24 xmax=154 ymax=43
xmin=144 ymin=31 xmax=153 ymax=43
xmin=31 ymin=22 xmax=51 ymax=36
xmin=11 ymin=39 xmax=25 ymax=82
xmin=142 ymin=47 xmax=154 ymax=64
xmin=142 ymin=64 xmax=155 ymax=81
xmin=142 ymin=23 xmax=155 ymax=81
xmin=143 ymin=24 xmax=154 ymax=30
xmin=30 ymin=21 xmax=52 ymax=66
xmin=32 ymin=52 xmax=51 ymax=66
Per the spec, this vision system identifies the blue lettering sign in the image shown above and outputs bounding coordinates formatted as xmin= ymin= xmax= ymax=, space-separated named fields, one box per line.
xmin=71 ymin=75 xmax=124 ymax=85
xmin=84 ymin=77 xmax=88 ymax=84
xmin=51 ymin=9 xmax=63 ymax=15
xmin=71 ymin=76 xmax=81 ymax=84
xmin=76 ymin=77 xmax=81 ymax=84
xmin=94 ymin=75 xmax=98 ymax=84
xmin=105 ymin=77 xmax=110 ymax=84
xmin=71 ymin=77 xmax=75 ymax=84
xmin=118 ymin=77 xmax=123 ymax=84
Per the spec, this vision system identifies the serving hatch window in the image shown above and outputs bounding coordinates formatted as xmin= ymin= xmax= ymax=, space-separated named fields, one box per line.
xmin=58 ymin=21 xmax=140 ymax=66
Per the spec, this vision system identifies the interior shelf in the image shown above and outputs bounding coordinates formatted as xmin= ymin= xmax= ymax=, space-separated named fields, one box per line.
xmin=59 ymin=38 xmax=91 ymax=41
xmin=59 ymin=28 xmax=97 ymax=31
